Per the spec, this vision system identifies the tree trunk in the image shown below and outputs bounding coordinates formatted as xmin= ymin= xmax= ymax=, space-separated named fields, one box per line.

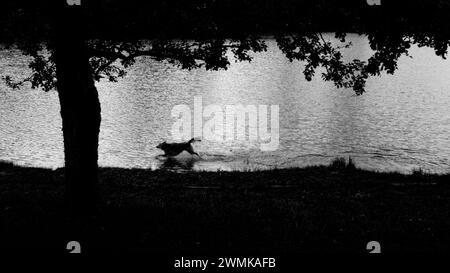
xmin=54 ymin=5 xmax=101 ymax=215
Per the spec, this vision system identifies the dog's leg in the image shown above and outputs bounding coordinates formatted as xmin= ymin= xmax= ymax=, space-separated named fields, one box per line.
xmin=186 ymin=146 xmax=201 ymax=158
xmin=188 ymin=150 xmax=201 ymax=157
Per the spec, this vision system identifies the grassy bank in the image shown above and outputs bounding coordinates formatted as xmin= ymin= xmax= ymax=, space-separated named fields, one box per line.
xmin=0 ymin=160 xmax=449 ymax=253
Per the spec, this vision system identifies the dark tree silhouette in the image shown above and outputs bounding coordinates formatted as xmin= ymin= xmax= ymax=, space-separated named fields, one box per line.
xmin=1 ymin=0 xmax=449 ymax=214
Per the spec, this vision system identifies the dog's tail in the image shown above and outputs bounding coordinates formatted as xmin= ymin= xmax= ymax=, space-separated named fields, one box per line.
xmin=188 ymin=138 xmax=201 ymax=144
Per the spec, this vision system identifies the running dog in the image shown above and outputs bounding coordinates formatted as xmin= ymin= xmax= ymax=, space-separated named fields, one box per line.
xmin=156 ymin=138 xmax=201 ymax=157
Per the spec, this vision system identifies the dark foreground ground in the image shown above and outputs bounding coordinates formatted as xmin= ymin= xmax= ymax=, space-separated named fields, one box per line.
xmin=0 ymin=160 xmax=449 ymax=254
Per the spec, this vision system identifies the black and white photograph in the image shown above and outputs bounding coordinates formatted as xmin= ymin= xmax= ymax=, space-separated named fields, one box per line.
xmin=0 ymin=0 xmax=450 ymax=268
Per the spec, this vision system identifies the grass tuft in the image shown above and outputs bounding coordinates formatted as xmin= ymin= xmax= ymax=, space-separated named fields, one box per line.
xmin=0 ymin=160 xmax=15 ymax=170
xmin=329 ymin=156 xmax=356 ymax=171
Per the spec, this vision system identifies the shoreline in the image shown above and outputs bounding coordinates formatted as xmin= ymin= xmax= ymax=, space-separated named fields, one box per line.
xmin=2 ymin=159 xmax=448 ymax=176
xmin=1 ymin=160 xmax=449 ymax=253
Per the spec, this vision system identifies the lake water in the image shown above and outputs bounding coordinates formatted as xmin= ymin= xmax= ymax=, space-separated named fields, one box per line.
xmin=1 ymin=35 xmax=450 ymax=173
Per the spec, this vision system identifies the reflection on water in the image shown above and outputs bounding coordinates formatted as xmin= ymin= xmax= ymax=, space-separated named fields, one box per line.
xmin=1 ymin=34 xmax=450 ymax=173
xmin=156 ymin=156 xmax=198 ymax=172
